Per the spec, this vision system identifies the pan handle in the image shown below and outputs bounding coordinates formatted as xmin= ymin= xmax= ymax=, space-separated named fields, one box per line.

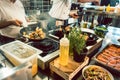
xmin=15 ymin=35 xmax=29 ymax=43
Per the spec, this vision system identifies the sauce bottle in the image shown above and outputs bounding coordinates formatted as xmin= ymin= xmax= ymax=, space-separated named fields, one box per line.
xmin=59 ymin=35 xmax=69 ymax=66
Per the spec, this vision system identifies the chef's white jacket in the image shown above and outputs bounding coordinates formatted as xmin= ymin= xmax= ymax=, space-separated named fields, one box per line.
xmin=0 ymin=0 xmax=27 ymax=38
xmin=49 ymin=0 xmax=72 ymax=20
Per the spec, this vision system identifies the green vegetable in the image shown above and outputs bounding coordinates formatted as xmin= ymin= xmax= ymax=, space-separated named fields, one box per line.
xmin=96 ymin=26 xmax=107 ymax=31
xmin=94 ymin=26 xmax=108 ymax=38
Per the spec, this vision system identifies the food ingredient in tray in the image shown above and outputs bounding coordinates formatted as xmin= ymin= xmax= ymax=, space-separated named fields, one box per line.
xmin=97 ymin=44 xmax=120 ymax=71
xmin=3 ymin=43 xmax=36 ymax=58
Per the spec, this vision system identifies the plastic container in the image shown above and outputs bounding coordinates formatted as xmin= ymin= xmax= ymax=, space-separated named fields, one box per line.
xmin=0 ymin=40 xmax=42 ymax=76
xmin=59 ymin=35 xmax=69 ymax=66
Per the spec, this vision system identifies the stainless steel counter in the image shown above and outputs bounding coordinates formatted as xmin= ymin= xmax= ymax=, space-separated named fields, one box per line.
xmin=0 ymin=50 xmax=52 ymax=80
xmin=0 ymin=51 xmax=32 ymax=80
xmin=0 ymin=26 xmax=120 ymax=80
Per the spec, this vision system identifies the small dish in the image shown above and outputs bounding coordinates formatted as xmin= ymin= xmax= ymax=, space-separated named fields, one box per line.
xmin=94 ymin=26 xmax=108 ymax=38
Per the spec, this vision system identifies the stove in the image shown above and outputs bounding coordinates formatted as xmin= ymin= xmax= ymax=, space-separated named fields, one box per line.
xmin=28 ymin=38 xmax=59 ymax=70
xmin=0 ymin=34 xmax=59 ymax=70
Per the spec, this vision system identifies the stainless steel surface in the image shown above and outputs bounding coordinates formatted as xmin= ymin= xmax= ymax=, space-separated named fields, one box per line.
xmin=0 ymin=62 xmax=32 ymax=80
xmin=36 ymin=38 xmax=59 ymax=70
xmin=0 ymin=52 xmax=5 ymax=62
xmin=0 ymin=51 xmax=14 ymax=69
xmin=83 ymin=9 xmax=120 ymax=19
xmin=0 ymin=51 xmax=33 ymax=80
xmin=0 ymin=18 xmax=119 ymax=79
xmin=38 ymin=50 xmax=59 ymax=70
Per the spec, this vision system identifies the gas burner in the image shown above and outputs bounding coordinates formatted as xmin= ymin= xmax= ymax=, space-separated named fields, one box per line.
xmin=28 ymin=38 xmax=60 ymax=70
xmin=28 ymin=38 xmax=59 ymax=57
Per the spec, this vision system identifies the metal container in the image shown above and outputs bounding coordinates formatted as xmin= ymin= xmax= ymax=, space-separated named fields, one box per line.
xmin=93 ymin=44 xmax=120 ymax=75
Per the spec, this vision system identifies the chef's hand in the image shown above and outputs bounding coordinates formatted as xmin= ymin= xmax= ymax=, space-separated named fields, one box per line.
xmin=92 ymin=0 xmax=100 ymax=5
xmin=69 ymin=13 xmax=79 ymax=19
xmin=10 ymin=19 xmax=23 ymax=26
xmin=69 ymin=10 xmax=79 ymax=19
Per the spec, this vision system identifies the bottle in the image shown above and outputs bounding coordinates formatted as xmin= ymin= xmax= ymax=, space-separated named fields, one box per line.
xmin=93 ymin=15 xmax=98 ymax=27
xmin=83 ymin=21 xmax=87 ymax=28
xmin=106 ymin=4 xmax=110 ymax=12
xmin=59 ymin=35 xmax=69 ymax=66
xmin=89 ymin=14 xmax=94 ymax=29
xmin=81 ymin=12 xmax=87 ymax=28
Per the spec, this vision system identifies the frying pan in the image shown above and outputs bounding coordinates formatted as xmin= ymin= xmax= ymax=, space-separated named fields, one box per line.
xmin=82 ymin=32 xmax=98 ymax=46
xmin=20 ymin=26 xmax=46 ymax=41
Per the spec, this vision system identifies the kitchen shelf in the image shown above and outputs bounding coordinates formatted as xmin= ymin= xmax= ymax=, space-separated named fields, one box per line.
xmin=82 ymin=8 xmax=120 ymax=19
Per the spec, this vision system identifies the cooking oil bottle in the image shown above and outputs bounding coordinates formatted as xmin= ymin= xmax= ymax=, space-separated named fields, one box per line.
xmin=59 ymin=35 xmax=69 ymax=66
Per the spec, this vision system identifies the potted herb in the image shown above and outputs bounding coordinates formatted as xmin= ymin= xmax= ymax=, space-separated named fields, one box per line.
xmin=68 ymin=27 xmax=88 ymax=62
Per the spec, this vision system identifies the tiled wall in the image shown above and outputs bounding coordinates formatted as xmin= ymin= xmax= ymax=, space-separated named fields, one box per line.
xmin=21 ymin=0 xmax=52 ymax=13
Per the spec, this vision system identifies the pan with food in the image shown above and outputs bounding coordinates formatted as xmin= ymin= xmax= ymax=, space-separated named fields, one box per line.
xmin=48 ymin=25 xmax=72 ymax=39
xmin=82 ymin=31 xmax=98 ymax=46
xmin=20 ymin=26 xmax=46 ymax=41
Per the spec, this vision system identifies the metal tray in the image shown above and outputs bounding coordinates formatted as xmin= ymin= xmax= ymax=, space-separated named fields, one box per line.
xmin=93 ymin=44 xmax=120 ymax=75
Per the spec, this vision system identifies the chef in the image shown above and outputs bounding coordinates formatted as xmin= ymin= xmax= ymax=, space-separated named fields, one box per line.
xmin=47 ymin=0 xmax=100 ymax=30
xmin=0 ymin=0 xmax=27 ymax=44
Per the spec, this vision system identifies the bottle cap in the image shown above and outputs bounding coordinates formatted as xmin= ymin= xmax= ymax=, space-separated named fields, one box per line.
xmin=60 ymin=35 xmax=69 ymax=46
